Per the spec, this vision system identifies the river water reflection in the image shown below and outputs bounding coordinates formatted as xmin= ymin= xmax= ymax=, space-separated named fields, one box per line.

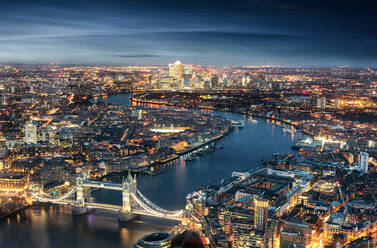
xmin=0 ymin=94 xmax=296 ymax=248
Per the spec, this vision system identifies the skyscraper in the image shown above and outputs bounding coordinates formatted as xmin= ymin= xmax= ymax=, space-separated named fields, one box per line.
xmin=358 ymin=152 xmax=369 ymax=173
xmin=25 ymin=121 xmax=38 ymax=144
xmin=168 ymin=60 xmax=183 ymax=81
xmin=182 ymin=65 xmax=192 ymax=88
xmin=254 ymin=197 xmax=269 ymax=232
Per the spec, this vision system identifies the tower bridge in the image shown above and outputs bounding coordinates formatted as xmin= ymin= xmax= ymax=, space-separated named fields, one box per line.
xmin=31 ymin=172 xmax=183 ymax=221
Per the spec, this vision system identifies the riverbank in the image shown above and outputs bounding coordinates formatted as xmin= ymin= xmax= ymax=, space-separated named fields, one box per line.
xmin=0 ymin=93 xmax=297 ymax=248
xmin=130 ymin=94 xmax=314 ymax=137
xmin=100 ymin=128 xmax=229 ymax=178
xmin=94 ymin=93 xmax=297 ymax=208
xmin=0 ymin=204 xmax=29 ymax=221
xmin=90 ymin=94 xmax=232 ymax=178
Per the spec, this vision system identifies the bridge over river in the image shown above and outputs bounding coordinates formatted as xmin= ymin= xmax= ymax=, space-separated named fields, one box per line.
xmin=31 ymin=171 xmax=184 ymax=221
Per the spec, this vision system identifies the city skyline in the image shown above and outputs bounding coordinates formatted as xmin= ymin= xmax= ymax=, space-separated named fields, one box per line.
xmin=1 ymin=0 xmax=377 ymax=66
xmin=1 ymin=1 xmax=377 ymax=247
xmin=0 ymin=63 xmax=377 ymax=248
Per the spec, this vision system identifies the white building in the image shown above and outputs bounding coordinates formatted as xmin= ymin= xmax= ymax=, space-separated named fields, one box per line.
xmin=316 ymin=96 xmax=326 ymax=108
xmin=168 ymin=60 xmax=183 ymax=81
xmin=25 ymin=121 xmax=38 ymax=144
xmin=358 ymin=152 xmax=369 ymax=173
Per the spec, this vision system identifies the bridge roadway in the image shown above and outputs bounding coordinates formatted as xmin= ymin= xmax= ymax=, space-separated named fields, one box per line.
xmin=86 ymin=203 xmax=182 ymax=221
xmin=32 ymin=196 xmax=182 ymax=221
xmin=82 ymin=181 xmax=123 ymax=191
xmin=87 ymin=202 xmax=122 ymax=211
xmin=32 ymin=174 xmax=183 ymax=221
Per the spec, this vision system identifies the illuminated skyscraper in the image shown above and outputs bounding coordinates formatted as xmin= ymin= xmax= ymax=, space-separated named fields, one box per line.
xmin=182 ymin=64 xmax=192 ymax=88
xmin=254 ymin=197 xmax=269 ymax=232
xmin=211 ymin=74 xmax=219 ymax=89
xmin=168 ymin=60 xmax=183 ymax=81
xmin=358 ymin=152 xmax=369 ymax=173
xmin=25 ymin=121 xmax=38 ymax=144
xmin=203 ymin=79 xmax=211 ymax=90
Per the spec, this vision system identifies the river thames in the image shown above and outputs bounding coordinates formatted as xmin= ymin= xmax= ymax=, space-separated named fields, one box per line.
xmin=0 ymin=94 xmax=297 ymax=248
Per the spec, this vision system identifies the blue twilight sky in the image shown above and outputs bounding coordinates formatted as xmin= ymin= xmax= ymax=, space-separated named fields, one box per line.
xmin=0 ymin=0 xmax=377 ymax=66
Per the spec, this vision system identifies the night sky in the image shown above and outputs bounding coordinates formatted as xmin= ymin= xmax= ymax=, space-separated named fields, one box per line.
xmin=0 ymin=0 xmax=377 ymax=66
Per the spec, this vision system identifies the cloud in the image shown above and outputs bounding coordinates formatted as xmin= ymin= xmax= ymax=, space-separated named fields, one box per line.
xmin=0 ymin=0 xmax=376 ymax=65
xmin=247 ymin=0 xmax=303 ymax=10
xmin=112 ymin=54 xmax=160 ymax=58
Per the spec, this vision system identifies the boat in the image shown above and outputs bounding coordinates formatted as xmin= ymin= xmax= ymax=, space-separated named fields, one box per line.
xmin=283 ymin=128 xmax=296 ymax=134
xmin=231 ymin=120 xmax=245 ymax=128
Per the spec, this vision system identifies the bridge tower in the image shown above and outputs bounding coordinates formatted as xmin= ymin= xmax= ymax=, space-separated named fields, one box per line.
xmin=76 ymin=170 xmax=91 ymax=205
xmin=122 ymin=172 xmax=137 ymax=211
xmin=119 ymin=172 xmax=137 ymax=221
xmin=73 ymin=171 xmax=90 ymax=215
xmin=76 ymin=172 xmax=85 ymax=205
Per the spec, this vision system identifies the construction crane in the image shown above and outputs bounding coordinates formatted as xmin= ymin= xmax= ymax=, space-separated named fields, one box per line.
xmin=336 ymin=181 xmax=349 ymax=219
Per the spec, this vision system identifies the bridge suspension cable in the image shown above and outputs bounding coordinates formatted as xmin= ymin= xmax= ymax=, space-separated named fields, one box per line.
xmin=31 ymin=180 xmax=184 ymax=220
xmin=131 ymin=192 xmax=171 ymax=217
xmin=31 ymin=186 xmax=77 ymax=203
xmin=131 ymin=192 xmax=183 ymax=218
xmin=135 ymin=190 xmax=183 ymax=215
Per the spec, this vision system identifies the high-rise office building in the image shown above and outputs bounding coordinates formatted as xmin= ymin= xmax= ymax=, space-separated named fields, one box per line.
xmin=168 ymin=60 xmax=183 ymax=81
xmin=211 ymin=74 xmax=219 ymax=89
xmin=203 ymin=79 xmax=211 ymax=90
xmin=182 ymin=79 xmax=191 ymax=88
xmin=183 ymin=64 xmax=193 ymax=75
xmin=358 ymin=152 xmax=369 ymax=173
xmin=25 ymin=121 xmax=38 ymax=144
xmin=182 ymin=65 xmax=192 ymax=89
xmin=254 ymin=197 xmax=269 ymax=232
